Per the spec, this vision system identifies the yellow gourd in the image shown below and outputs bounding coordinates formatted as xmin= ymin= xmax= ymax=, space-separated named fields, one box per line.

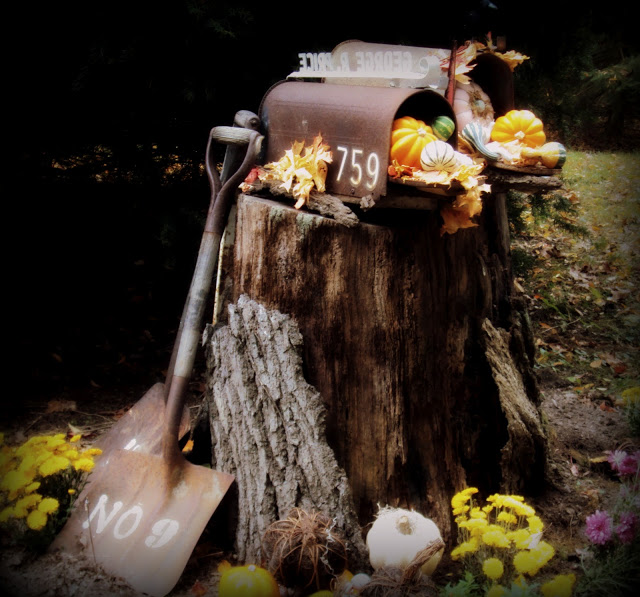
xmin=490 ymin=109 xmax=546 ymax=148
xmin=390 ymin=116 xmax=438 ymax=169
xmin=520 ymin=142 xmax=567 ymax=168
xmin=218 ymin=564 xmax=280 ymax=597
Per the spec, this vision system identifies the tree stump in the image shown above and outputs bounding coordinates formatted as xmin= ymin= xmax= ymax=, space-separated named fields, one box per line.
xmin=204 ymin=191 xmax=548 ymax=564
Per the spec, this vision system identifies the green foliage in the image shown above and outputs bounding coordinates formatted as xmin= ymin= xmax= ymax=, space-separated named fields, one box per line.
xmin=507 ymin=189 xmax=587 ymax=244
xmin=576 ymin=536 xmax=640 ymax=596
xmin=516 ymin=24 xmax=640 ymax=149
xmin=441 ymin=571 xmax=482 ymax=597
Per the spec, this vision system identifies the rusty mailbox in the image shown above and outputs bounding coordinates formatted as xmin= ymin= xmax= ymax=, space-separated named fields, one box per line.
xmin=258 ymin=40 xmax=514 ymax=206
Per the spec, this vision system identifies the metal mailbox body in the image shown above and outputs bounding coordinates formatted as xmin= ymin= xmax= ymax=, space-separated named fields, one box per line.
xmin=259 ymin=80 xmax=456 ymax=201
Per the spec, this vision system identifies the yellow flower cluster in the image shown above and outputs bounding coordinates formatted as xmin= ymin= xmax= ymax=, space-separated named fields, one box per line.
xmin=0 ymin=432 xmax=101 ymax=532
xmin=449 ymin=487 xmax=575 ymax=596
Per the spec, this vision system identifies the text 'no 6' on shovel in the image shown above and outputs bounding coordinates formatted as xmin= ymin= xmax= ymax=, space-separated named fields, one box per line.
xmin=51 ymin=125 xmax=264 ymax=597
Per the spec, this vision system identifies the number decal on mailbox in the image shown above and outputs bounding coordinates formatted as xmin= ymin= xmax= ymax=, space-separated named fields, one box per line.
xmin=336 ymin=145 xmax=381 ymax=191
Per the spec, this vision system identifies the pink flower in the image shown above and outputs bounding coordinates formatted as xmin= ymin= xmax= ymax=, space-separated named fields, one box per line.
xmin=585 ymin=510 xmax=614 ymax=545
xmin=615 ymin=512 xmax=638 ymax=544
xmin=608 ymin=450 xmax=640 ymax=476
xmin=608 ymin=450 xmax=628 ymax=473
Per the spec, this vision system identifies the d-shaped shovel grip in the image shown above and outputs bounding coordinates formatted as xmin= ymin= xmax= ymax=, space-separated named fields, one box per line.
xmin=163 ymin=127 xmax=263 ymax=461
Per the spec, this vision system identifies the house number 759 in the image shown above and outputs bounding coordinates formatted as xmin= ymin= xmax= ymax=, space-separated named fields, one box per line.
xmin=335 ymin=145 xmax=380 ymax=190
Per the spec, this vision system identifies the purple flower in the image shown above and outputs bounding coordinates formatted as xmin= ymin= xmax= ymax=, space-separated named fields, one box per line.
xmin=608 ymin=450 xmax=640 ymax=476
xmin=608 ymin=450 xmax=628 ymax=473
xmin=615 ymin=512 xmax=638 ymax=544
xmin=585 ymin=510 xmax=614 ymax=545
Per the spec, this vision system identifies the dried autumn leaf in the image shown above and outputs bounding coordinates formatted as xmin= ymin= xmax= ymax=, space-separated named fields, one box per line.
xmin=440 ymin=203 xmax=479 ymax=235
xmin=495 ymin=50 xmax=530 ymax=71
xmin=258 ymin=134 xmax=332 ymax=208
xmin=440 ymin=41 xmax=479 ymax=84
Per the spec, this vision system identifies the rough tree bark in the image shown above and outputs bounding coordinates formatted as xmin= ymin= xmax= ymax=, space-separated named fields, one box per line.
xmin=204 ymin=189 xmax=549 ymax=563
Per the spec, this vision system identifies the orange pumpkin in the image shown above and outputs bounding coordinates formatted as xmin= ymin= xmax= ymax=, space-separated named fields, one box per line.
xmin=490 ymin=109 xmax=546 ymax=148
xmin=218 ymin=564 xmax=280 ymax=597
xmin=390 ymin=116 xmax=437 ymax=169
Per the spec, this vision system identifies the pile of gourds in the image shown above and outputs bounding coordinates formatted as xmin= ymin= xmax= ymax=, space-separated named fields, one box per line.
xmin=462 ymin=108 xmax=566 ymax=169
xmin=389 ymin=81 xmax=566 ymax=173
xmin=390 ymin=115 xmax=461 ymax=173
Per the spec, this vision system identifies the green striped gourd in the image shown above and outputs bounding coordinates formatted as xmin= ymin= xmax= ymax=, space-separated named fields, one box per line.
xmin=431 ymin=115 xmax=455 ymax=141
xmin=420 ymin=140 xmax=458 ymax=172
xmin=460 ymin=123 xmax=500 ymax=161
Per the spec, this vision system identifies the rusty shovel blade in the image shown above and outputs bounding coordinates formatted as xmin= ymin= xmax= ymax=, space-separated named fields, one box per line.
xmin=52 ymin=448 xmax=234 ymax=596
xmin=91 ymin=383 xmax=190 ymax=476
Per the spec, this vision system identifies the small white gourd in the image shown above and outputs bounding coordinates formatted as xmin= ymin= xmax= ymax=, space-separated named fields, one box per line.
xmin=420 ymin=140 xmax=458 ymax=172
xmin=366 ymin=507 xmax=444 ymax=576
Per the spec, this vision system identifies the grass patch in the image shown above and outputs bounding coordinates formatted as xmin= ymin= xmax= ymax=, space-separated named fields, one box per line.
xmin=511 ymin=150 xmax=640 ymax=402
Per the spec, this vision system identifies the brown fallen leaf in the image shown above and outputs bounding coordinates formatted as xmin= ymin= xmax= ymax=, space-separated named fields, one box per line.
xmin=45 ymin=400 xmax=77 ymax=413
xmin=190 ymin=580 xmax=208 ymax=596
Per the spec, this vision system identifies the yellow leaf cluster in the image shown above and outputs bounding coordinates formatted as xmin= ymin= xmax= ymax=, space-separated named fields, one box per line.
xmin=258 ymin=134 xmax=333 ymax=209
xmin=439 ymin=38 xmax=529 ymax=84
xmin=388 ymin=152 xmax=489 ymax=235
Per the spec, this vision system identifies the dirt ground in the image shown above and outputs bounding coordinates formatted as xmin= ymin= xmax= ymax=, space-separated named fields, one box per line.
xmin=1 ymin=331 xmax=636 ymax=597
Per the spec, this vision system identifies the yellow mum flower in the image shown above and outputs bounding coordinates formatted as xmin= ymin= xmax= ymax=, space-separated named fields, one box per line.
xmin=482 ymin=557 xmax=504 ymax=580
xmin=68 ymin=488 xmax=76 ymax=495
xmin=45 ymin=436 xmax=67 ymax=451
xmin=73 ymin=458 xmax=95 ymax=473
xmin=506 ymin=528 xmax=532 ymax=549
xmin=13 ymin=494 xmax=43 ymax=518
xmin=1 ymin=469 xmax=33 ymax=494
xmin=508 ymin=498 xmax=535 ymax=518
xmin=482 ymin=528 xmax=511 ymax=548
xmin=451 ymin=537 xmax=479 ymax=560
xmin=527 ymin=515 xmax=544 ymax=533
xmin=81 ymin=448 xmax=103 ymax=457
xmin=497 ymin=511 xmax=517 ymax=525
xmin=487 ymin=584 xmax=507 ymax=597
xmin=62 ymin=449 xmax=79 ymax=461
xmin=459 ymin=518 xmax=488 ymax=536
xmin=26 ymin=509 xmax=48 ymax=531
xmin=541 ymin=573 xmax=576 ymax=597
xmin=39 ymin=455 xmax=70 ymax=477
xmin=513 ymin=548 xmax=550 ymax=576
xmin=38 ymin=497 xmax=59 ymax=514
xmin=531 ymin=540 xmax=555 ymax=567
xmin=470 ymin=507 xmax=487 ymax=519
xmin=453 ymin=505 xmax=470 ymax=516
xmin=0 ymin=506 xmax=14 ymax=523
xmin=451 ymin=487 xmax=478 ymax=509
xmin=70 ymin=434 xmax=82 ymax=443
xmin=24 ymin=481 xmax=41 ymax=494
xmin=15 ymin=436 xmax=47 ymax=456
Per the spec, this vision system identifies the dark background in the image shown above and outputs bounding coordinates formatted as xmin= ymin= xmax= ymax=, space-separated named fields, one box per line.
xmin=7 ymin=1 xmax=639 ymax=406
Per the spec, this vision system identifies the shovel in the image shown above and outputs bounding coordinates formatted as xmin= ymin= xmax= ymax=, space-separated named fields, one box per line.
xmin=51 ymin=125 xmax=264 ymax=597
xmin=90 ymin=110 xmax=262 ymax=467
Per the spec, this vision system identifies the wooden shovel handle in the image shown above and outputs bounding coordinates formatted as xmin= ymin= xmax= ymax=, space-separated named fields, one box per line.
xmin=163 ymin=128 xmax=263 ymax=460
xmin=164 ymin=118 xmax=261 ymax=395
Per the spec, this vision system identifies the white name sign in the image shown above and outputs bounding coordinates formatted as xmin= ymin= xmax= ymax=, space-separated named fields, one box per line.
xmin=288 ymin=40 xmax=449 ymax=89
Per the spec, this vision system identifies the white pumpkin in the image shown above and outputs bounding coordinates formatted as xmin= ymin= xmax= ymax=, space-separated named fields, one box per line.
xmin=366 ymin=507 xmax=444 ymax=577
xmin=453 ymin=81 xmax=494 ymax=130
xmin=420 ymin=140 xmax=458 ymax=172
